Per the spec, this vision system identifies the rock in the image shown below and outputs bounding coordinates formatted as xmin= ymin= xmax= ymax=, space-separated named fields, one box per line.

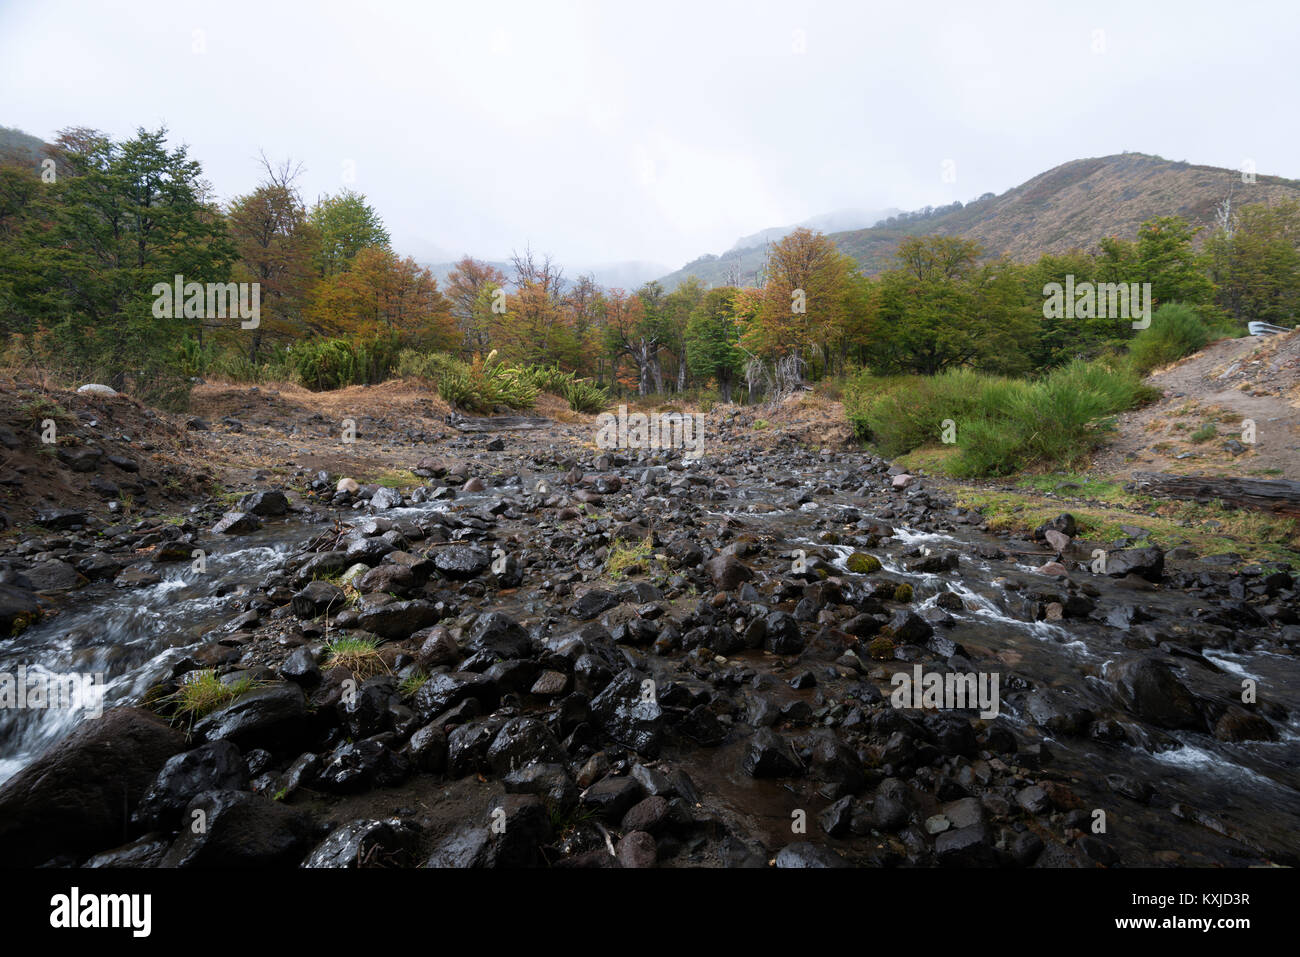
xmin=318 ymin=736 xmax=410 ymax=792
xmin=743 ymin=727 xmax=801 ymax=778
xmin=57 ymin=446 xmax=102 ymax=472
xmin=705 ymin=552 xmax=754 ymax=591
xmin=412 ymin=671 xmax=496 ymax=721
xmin=582 ymin=774 xmax=644 ymax=821
xmin=292 ymin=580 xmax=344 ymax=618
xmin=160 ymin=790 xmax=312 ymax=867
xmin=193 ymin=682 xmax=309 ymax=751
xmin=617 ymin=831 xmax=658 ymax=868
xmin=212 ymin=511 xmax=262 ymax=535
xmin=21 ymin=559 xmax=85 ymax=592
xmin=1109 ymin=656 xmax=1204 ymax=731
xmin=464 ymin=611 xmax=532 ymax=660
xmin=370 ymin=487 xmax=403 ymax=510
xmin=424 ymin=829 xmax=497 ymax=868
xmin=432 ymin=545 xmax=491 ymax=579
xmin=406 ymin=723 xmax=448 ymax=773
xmin=1036 ymin=561 xmax=1068 ymax=577
xmin=934 ymin=822 xmax=997 ymax=866
xmin=570 ymin=588 xmax=622 ymax=620
xmin=589 ymin=669 xmax=664 ymax=757
xmin=84 ymin=834 xmax=171 ymax=868
xmin=356 ymin=599 xmax=440 ymax=639
xmin=302 ymin=818 xmax=421 ymax=868
xmin=280 ymin=647 xmax=321 ymax=685
xmin=0 ymin=582 xmax=41 ymax=634
xmin=1016 ymin=785 xmax=1051 ymax=815
xmin=504 ymin=763 xmax=578 ymax=811
xmin=1044 ymin=529 xmax=1071 ymax=552
xmin=892 ymin=473 xmax=914 ymax=490
xmin=132 ymin=740 xmax=249 ymax=831
xmin=337 ymin=477 xmax=360 ymax=494
xmin=486 ymin=717 xmax=566 ymax=776
xmin=77 ymin=383 xmax=118 ymax=396
xmin=0 ymin=707 xmax=185 ymax=866
xmin=238 ymin=490 xmax=289 ymax=516
xmin=775 ymin=842 xmax=850 ymax=867
xmin=1212 ymin=708 xmax=1277 ymax=742
xmin=1105 ymin=547 xmax=1165 ymax=582
xmin=621 ymin=796 xmax=670 ymax=833
xmin=33 ymin=508 xmax=87 ymax=530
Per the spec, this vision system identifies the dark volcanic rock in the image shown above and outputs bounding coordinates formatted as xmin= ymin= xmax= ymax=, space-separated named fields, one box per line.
xmin=1109 ymin=656 xmax=1204 ymax=731
xmin=0 ymin=707 xmax=185 ymax=867
xmin=132 ymin=740 xmax=249 ymax=831
xmin=193 ymin=682 xmax=309 ymax=751
xmin=432 ymin=545 xmax=491 ymax=580
xmin=1105 ymin=547 xmax=1165 ymax=582
xmin=160 ymin=789 xmax=312 ymax=867
xmin=743 ymin=727 xmax=801 ymax=778
xmin=303 ymin=818 xmax=421 ymax=868
xmin=590 ymin=668 xmax=665 ymax=757
xmin=774 ymin=842 xmax=850 ymax=867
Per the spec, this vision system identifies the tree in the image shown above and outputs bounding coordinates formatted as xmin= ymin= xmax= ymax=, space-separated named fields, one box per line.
xmin=306 ymin=247 xmax=456 ymax=350
xmin=308 ymin=188 xmax=390 ymax=277
xmin=226 ymin=154 xmax=314 ymax=361
xmin=1204 ymin=201 xmax=1300 ymax=326
xmin=445 ymin=256 xmax=506 ymax=358
xmin=685 ymin=286 xmax=743 ymax=401
xmin=749 ymin=228 xmax=850 ymax=386
xmin=662 ymin=276 xmax=705 ymax=391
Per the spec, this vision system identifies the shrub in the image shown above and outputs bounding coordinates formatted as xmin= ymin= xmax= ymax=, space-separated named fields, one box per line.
xmin=1127 ymin=303 xmax=1210 ymax=375
xmin=562 ymin=379 xmax=610 ymax=413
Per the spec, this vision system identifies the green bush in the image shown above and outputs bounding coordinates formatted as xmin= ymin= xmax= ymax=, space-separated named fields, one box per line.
xmin=395 ymin=349 xmax=464 ymax=381
xmin=1126 ymin=303 xmax=1210 ymax=375
xmin=561 ymin=379 xmax=610 ymax=413
xmin=294 ymin=335 xmax=398 ymax=391
xmin=845 ymin=359 xmax=1155 ymax=476
xmin=435 ymin=351 xmax=538 ymax=412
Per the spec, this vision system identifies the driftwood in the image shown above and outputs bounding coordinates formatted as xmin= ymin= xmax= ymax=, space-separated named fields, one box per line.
xmin=1130 ymin=472 xmax=1300 ymax=516
xmin=448 ymin=415 xmax=553 ymax=433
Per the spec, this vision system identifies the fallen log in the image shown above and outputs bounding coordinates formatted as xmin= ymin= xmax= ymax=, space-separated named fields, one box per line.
xmin=447 ymin=414 xmax=553 ymax=433
xmin=1129 ymin=472 xmax=1300 ymax=516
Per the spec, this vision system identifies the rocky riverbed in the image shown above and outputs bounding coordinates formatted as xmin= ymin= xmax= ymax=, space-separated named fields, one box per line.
xmin=0 ymin=399 xmax=1297 ymax=868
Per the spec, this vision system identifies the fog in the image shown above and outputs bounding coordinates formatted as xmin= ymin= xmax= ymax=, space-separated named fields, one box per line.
xmin=2 ymin=0 xmax=1296 ymax=275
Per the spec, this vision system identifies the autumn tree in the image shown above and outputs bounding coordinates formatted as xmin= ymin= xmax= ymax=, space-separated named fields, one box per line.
xmin=749 ymin=228 xmax=850 ymax=386
xmin=225 ymin=154 xmax=314 ymax=361
xmin=445 ymin=256 xmax=506 ymax=358
xmin=1204 ymin=200 xmax=1300 ymax=326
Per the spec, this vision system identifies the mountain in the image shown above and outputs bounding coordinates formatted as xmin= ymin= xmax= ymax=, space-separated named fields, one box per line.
xmin=0 ymin=126 xmax=52 ymax=172
xmin=727 ymin=207 xmax=899 ymax=253
xmin=657 ymin=207 xmax=898 ymax=290
xmin=659 ymin=153 xmax=1300 ymax=288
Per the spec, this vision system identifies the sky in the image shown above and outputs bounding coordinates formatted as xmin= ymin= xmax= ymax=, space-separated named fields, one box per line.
xmin=2 ymin=0 xmax=1298 ymax=273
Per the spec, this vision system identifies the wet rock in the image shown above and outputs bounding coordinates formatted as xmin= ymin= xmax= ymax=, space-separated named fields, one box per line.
xmin=487 ymin=717 xmax=567 ymax=776
xmin=776 ymin=842 xmax=851 ymax=867
xmin=1213 ymin=708 xmax=1277 ymax=742
xmin=21 ymin=559 xmax=84 ymax=592
xmin=194 ymin=682 xmax=309 ymax=751
xmin=415 ymin=626 xmax=460 ymax=669
xmin=764 ymin=610 xmax=804 ymax=655
xmin=1105 ymin=547 xmax=1164 ymax=582
xmin=742 ymin=727 xmax=801 ymax=778
xmin=303 ymin=818 xmax=421 ymax=868
xmin=590 ymin=668 xmax=664 ymax=756
xmin=57 ymin=446 xmax=102 ymax=472
xmin=0 ymin=582 xmax=42 ymax=634
xmin=33 ymin=508 xmax=87 ymax=530
xmin=356 ymin=599 xmax=440 ymax=639
xmin=160 ymin=789 xmax=311 ymax=867
xmin=504 ymin=762 xmax=578 ymax=811
xmin=432 ymin=545 xmax=491 ymax=579
xmin=238 ymin=490 xmax=289 ymax=516
xmin=934 ymin=822 xmax=997 ymax=866
xmin=570 ymin=588 xmax=622 ymax=620
xmin=706 ymin=553 xmax=754 ymax=591
xmin=1108 ymin=656 xmax=1204 ymax=731
xmin=617 ymin=830 xmax=658 ymax=868
xmin=132 ymin=740 xmax=249 ymax=831
xmin=213 ymin=511 xmax=262 ymax=535
xmin=280 ymin=647 xmax=320 ymax=685
xmin=582 ymin=774 xmax=643 ymax=821
xmin=464 ymin=611 xmax=532 ymax=660
xmin=0 ymin=707 xmax=185 ymax=866
xmin=318 ymin=736 xmax=410 ymax=792
xmin=84 ymin=834 xmax=171 ymax=868
xmin=412 ymin=670 xmax=496 ymax=721
xmin=292 ymin=580 xmax=344 ymax=618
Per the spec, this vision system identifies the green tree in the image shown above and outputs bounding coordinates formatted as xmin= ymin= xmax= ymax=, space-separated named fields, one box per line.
xmin=685 ymin=286 xmax=743 ymax=401
xmin=308 ymin=188 xmax=390 ymax=277
xmin=1204 ymin=201 xmax=1300 ymax=326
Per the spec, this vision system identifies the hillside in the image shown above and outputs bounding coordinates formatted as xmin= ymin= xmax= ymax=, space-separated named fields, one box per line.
xmin=661 ymin=153 xmax=1300 ymax=287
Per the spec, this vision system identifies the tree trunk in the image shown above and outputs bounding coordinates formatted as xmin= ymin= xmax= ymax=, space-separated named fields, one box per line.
xmin=1130 ymin=472 xmax=1300 ymax=517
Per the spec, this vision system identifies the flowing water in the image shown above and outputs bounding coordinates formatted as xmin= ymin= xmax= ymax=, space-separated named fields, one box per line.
xmin=2 ymin=465 xmax=1296 ymax=863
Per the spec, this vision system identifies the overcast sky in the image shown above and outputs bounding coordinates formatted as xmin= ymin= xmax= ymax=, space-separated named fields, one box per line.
xmin=2 ymin=0 xmax=1297 ymax=272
